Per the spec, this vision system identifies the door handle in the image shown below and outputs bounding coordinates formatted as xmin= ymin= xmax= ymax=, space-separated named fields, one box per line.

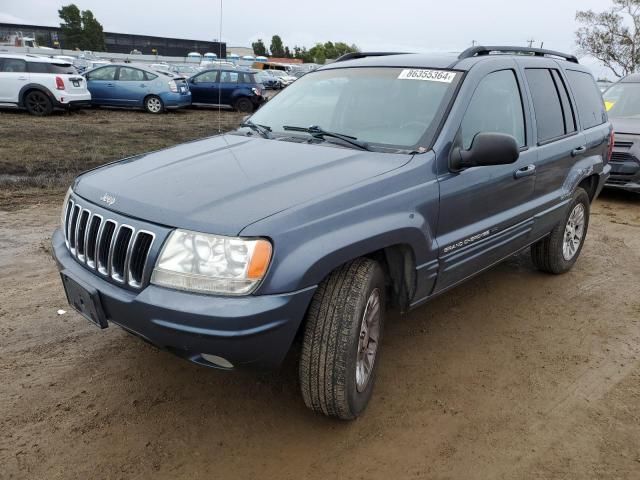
xmin=514 ymin=164 xmax=536 ymax=179
xmin=106 ymin=83 xmax=115 ymax=87
xmin=571 ymin=145 xmax=587 ymax=157
xmin=18 ymin=76 xmax=28 ymax=80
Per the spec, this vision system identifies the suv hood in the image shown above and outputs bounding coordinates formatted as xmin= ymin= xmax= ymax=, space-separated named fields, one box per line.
xmin=611 ymin=117 xmax=640 ymax=135
xmin=74 ymin=135 xmax=411 ymax=236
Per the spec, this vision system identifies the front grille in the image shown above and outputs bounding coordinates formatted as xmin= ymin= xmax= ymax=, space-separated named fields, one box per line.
xmin=63 ymin=198 xmax=155 ymax=289
xmin=611 ymin=151 xmax=637 ymax=163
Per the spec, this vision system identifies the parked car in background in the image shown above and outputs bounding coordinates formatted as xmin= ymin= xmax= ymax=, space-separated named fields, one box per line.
xmin=188 ymin=68 xmax=264 ymax=112
xmin=603 ymin=75 xmax=640 ymax=192
xmin=169 ymin=64 xmax=201 ymax=76
xmin=255 ymin=70 xmax=281 ymax=90
xmin=597 ymin=80 xmax=613 ymax=92
xmin=84 ymin=63 xmax=191 ymax=113
xmin=0 ymin=53 xmax=90 ymax=115
xmin=268 ymin=69 xmax=297 ymax=86
xmin=53 ymin=47 xmax=611 ymax=420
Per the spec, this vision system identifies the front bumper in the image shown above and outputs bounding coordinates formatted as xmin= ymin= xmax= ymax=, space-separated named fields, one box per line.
xmin=52 ymin=228 xmax=315 ymax=369
xmin=606 ymin=134 xmax=640 ymax=192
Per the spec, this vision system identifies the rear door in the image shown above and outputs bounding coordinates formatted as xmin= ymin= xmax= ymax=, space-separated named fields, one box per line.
xmin=435 ymin=64 xmax=538 ymax=293
xmin=515 ymin=59 xmax=589 ymax=235
xmin=0 ymin=58 xmax=28 ymax=103
xmin=85 ymin=66 xmax=118 ymax=105
xmin=189 ymin=70 xmax=218 ymax=104
xmin=219 ymin=70 xmax=239 ymax=105
xmin=115 ymin=66 xmax=149 ymax=106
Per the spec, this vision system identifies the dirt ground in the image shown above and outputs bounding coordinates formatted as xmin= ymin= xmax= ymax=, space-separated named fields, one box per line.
xmin=1 ymin=108 xmax=640 ymax=479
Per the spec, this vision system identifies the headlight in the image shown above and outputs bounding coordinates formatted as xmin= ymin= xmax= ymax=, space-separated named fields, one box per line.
xmin=151 ymin=229 xmax=272 ymax=295
xmin=60 ymin=187 xmax=72 ymax=230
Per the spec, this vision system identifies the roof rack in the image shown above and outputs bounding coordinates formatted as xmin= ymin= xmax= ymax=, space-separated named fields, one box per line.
xmin=458 ymin=46 xmax=579 ymax=64
xmin=335 ymin=52 xmax=408 ymax=63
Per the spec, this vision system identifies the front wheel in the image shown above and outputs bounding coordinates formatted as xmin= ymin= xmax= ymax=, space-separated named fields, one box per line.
xmin=531 ymin=187 xmax=590 ymax=274
xmin=299 ymin=258 xmax=386 ymax=420
xmin=144 ymin=95 xmax=164 ymax=114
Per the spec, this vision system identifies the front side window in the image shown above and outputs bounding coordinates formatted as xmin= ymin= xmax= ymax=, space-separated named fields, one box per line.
xmin=118 ymin=67 xmax=145 ymax=81
xmin=194 ymin=71 xmax=217 ymax=83
xmin=460 ymin=70 xmax=526 ymax=149
xmin=250 ymin=67 xmax=461 ymax=149
xmin=87 ymin=66 xmax=117 ymax=81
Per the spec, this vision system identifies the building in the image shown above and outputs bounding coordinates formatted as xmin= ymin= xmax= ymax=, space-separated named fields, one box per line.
xmin=0 ymin=22 xmax=226 ymax=57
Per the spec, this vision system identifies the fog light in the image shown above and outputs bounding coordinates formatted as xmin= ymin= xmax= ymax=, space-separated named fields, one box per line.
xmin=201 ymin=354 xmax=234 ymax=369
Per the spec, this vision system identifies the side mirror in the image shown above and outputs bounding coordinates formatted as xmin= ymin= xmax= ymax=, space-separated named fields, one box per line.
xmin=450 ymin=132 xmax=520 ymax=171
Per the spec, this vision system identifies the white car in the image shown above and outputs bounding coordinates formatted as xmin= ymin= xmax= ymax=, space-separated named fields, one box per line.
xmin=268 ymin=69 xmax=297 ymax=86
xmin=0 ymin=54 xmax=91 ymax=115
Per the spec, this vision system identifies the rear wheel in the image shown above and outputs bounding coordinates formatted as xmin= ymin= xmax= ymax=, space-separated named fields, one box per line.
xmin=24 ymin=90 xmax=53 ymax=116
xmin=234 ymin=97 xmax=253 ymax=113
xmin=531 ymin=187 xmax=590 ymax=274
xmin=144 ymin=95 xmax=164 ymax=114
xmin=299 ymin=258 xmax=386 ymax=420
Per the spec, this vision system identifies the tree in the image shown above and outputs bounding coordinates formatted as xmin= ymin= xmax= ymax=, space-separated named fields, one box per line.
xmin=58 ymin=4 xmax=105 ymax=51
xmin=576 ymin=0 xmax=640 ymax=78
xmin=270 ymin=35 xmax=285 ymax=57
xmin=284 ymin=46 xmax=291 ymax=58
xmin=252 ymin=39 xmax=268 ymax=56
xmin=58 ymin=4 xmax=84 ymax=49
xmin=81 ymin=10 xmax=105 ymax=51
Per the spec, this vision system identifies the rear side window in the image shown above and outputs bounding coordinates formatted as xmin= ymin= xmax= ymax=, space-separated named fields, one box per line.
xmin=460 ymin=69 xmax=526 ymax=149
xmin=27 ymin=62 xmax=76 ymax=74
xmin=86 ymin=66 xmax=117 ymax=81
xmin=144 ymin=72 xmax=158 ymax=81
xmin=118 ymin=67 xmax=145 ymax=81
xmin=239 ymin=72 xmax=256 ymax=84
xmin=565 ymin=70 xmax=607 ymax=129
xmin=525 ymin=69 xmax=573 ymax=143
xmin=194 ymin=71 xmax=217 ymax=83
xmin=1 ymin=58 xmax=26 ymax=73
xmin=220 ymin=71 xmax=239 ymax=83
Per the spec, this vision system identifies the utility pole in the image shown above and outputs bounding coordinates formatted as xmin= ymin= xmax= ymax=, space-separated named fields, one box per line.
xmin=471 ymin=40 xmax=477 ymax=47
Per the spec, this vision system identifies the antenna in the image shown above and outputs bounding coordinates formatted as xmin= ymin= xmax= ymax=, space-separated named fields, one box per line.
xmin=217 ymin=0 xmax=223 ymax=134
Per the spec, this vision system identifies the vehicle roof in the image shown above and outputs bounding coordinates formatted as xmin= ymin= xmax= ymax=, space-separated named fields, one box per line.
xmin=0 ymin=53 xmax=72 ymax=64
xmin=87 ymin=62 xmax=174 ymax=76
xmin=321 ymin=50 xmax=588 ymax=73
xmin=619 ymin=73 xmax=640 ymax=83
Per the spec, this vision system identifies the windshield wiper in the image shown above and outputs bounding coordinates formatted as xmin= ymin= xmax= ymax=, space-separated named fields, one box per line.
xmin=240 ymin=120 xmax=272 ymax=139
xmin=283 ymin=125 xmax=370 ymax=151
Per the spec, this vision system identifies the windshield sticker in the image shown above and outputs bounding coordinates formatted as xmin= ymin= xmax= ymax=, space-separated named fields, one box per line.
xmin=398 ymin=69 xmax=457 ymax=83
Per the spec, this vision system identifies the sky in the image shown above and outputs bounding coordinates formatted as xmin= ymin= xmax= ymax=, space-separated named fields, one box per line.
xmin=1 ymin=0 xmax=617 ymax=78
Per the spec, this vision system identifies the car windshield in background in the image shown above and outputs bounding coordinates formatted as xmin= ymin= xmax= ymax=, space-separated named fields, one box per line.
xmin=604 ymin=82 xmax=640 ymax=118
xmin=249 ymin=67 xmax=461 ymax=150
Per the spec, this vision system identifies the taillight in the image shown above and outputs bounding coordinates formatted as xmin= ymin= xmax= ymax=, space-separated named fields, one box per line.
xmin=55 ymin=76 xmax=65 ymax=90
xmin=168 ymin=80 xmax=178 ymax=93
xmin=606 ymin=130 xmax=615 ymax=163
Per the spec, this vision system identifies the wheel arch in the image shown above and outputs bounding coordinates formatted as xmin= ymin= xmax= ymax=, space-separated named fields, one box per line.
xmin=19 ymin=84 xmax=55 ymax=107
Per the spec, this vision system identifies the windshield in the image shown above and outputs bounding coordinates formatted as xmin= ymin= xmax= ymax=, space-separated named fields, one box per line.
xmin=603 ymin=82 xmax=640 ymax=118
xmin=249 ymin=67 xmax=461 ymax=149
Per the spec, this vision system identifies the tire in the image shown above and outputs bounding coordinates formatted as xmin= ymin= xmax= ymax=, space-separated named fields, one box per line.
xmin=299 ymin=258 xmax=386 ymax=420
xmin=144 ymin=95 xmax=164 ymax=114
xmin=531 ymin=187 xmax=590 ymax=274
xmin=234 ymin=97 xmax=253 ymax=113
xmin=24 ymin=90 xmax=53 ymax=116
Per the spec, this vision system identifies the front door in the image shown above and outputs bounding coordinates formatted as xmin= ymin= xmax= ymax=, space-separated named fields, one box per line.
xmin=85 ymin=66 xmax=118 ymax=105
xmin=435 ymin=68 xmax=537 ymax=293
xmin=189 ymin=70 xmax=219 ymax=104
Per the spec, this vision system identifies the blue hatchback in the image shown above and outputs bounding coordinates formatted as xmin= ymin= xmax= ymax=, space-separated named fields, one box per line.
xmin=84 ymin=64 xmax=191 ymax=113
xmin=188 ymin=68 xmax=264 ymax=113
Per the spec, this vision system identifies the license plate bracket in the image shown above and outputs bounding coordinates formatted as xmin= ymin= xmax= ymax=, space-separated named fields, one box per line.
xmin=72 ymin=80 xmax=80 ymax=87
xmin=60 ymin=272 xmax=108 ymax=329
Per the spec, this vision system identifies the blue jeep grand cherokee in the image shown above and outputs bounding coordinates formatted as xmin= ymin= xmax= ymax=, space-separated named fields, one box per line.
xmin=53 ymin=46 xmax=612 ymax=420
